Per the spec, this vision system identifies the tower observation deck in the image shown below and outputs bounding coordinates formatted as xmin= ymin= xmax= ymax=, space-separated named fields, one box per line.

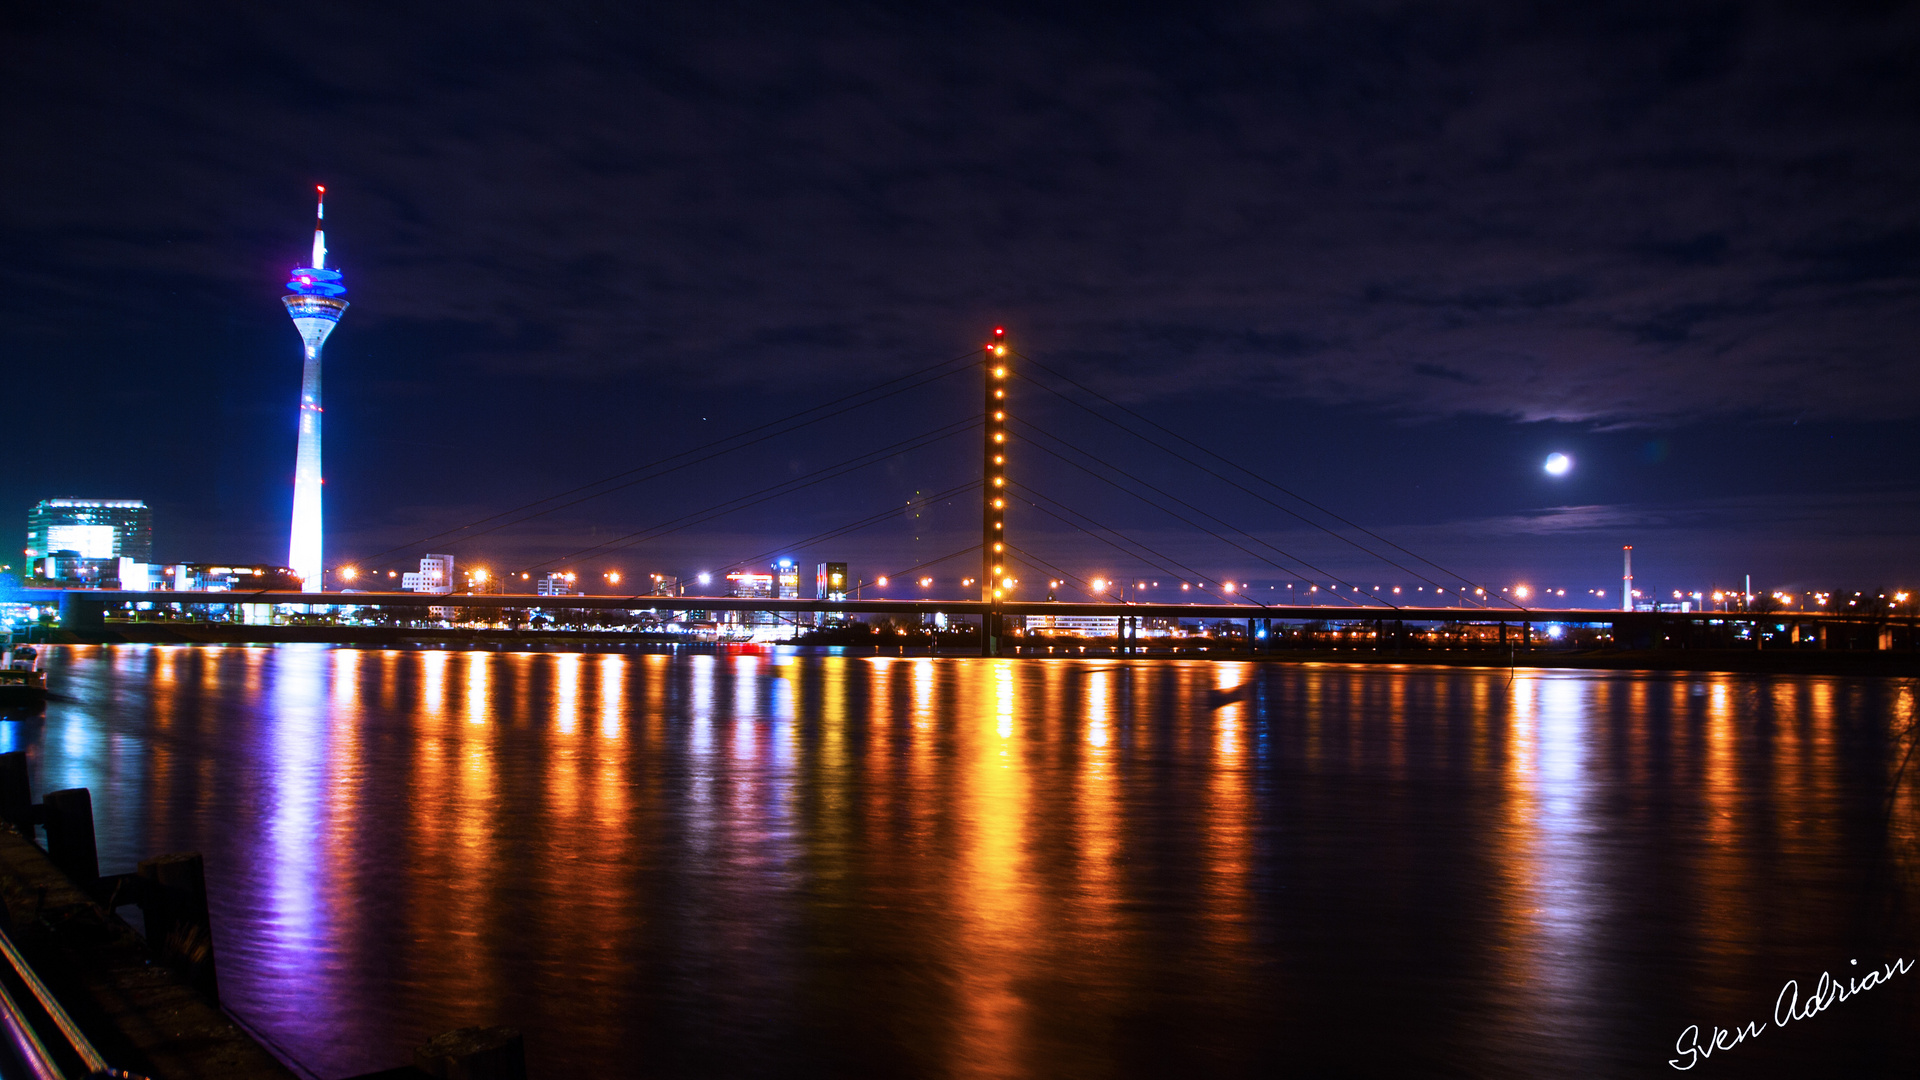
xmin=282 ymin=185 xmax=347 ymax=592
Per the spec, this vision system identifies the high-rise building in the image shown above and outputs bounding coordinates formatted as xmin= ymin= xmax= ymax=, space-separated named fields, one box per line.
xmin=27 ymin=499 xmax=152 ymax=562
xmin=282 ymin=186 xmax=348 ymax=592
xmin=816 ymin=562 xmax=848 ymax=602
xmin=727 ymin=569 xmax=775 ymax=629
xmin=536 ymin=572 xmax=576 ymax=597
xmin=816 ymin=561 xmax=848 ymax=627
xmin=26 ymin=499 xmax=153 ymax=587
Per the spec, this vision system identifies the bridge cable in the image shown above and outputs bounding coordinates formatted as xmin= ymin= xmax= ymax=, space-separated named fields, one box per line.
xmin=356 ymin=349 xmax=982 ymax=564
xmin=1009 ymin=480 xmax=1280 ymax=608
xmin=520 ymin=418 xmax=983 ymax=573
xmin=1013 ymin=354 xmax=1514 ymax=611
xmin=999 ymin=543 xmax=1100 ymax=598
xmin=861 ymin=544 xmax=986 ymax=596
xmin=1014 ymin=417 xmax=1387 ymax=600
xmin=713 ymin=480 xmax=982 ymax=580
xmin=1014 ymin=363 xmax=1457 ymax=604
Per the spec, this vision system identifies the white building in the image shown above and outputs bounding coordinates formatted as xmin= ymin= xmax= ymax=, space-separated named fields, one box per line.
xmin=1025 ymin=613 xmax=1121 ymax=637
xmin=401 ymin=554 xmax=455 ymax=594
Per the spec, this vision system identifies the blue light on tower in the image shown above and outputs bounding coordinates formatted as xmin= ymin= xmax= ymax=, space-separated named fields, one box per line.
xmin=282 ymin=185 xmax=347 ymax=592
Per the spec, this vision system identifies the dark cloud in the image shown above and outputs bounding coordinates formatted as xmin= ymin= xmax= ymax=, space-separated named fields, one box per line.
xmin=5 ymin=2 xmax=1918 ymax=417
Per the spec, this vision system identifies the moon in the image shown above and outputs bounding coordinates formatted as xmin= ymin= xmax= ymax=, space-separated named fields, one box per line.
xmin=1543 ymin=452 xmax=1573 ymax=476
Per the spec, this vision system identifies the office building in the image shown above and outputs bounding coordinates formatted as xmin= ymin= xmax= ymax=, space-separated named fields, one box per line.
xmin=401 ymin=554 xmax=455 ymax=595
xmin=26 ymin=499 xmax=153 ymax=587
xmin=816 ymin=562 xmax=848 ymax=602
xmin=727 ymin=569 xmax=775 ymax=629
xmin=536 ymin=572 xmax=576 ymax=597
xmin=816 ymin=561 xmax=848 ymax=626
xmin=27 ymin=499 xmax=152 ymax=562
xmin=1025 ymin=613 xmax=1122 ymax=637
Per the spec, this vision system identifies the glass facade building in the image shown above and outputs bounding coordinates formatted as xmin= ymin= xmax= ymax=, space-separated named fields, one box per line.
xmin=27 ymin=498 xmax=152 ymax=562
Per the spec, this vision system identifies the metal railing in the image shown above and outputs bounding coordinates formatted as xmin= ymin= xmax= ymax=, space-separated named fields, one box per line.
xmin=0 ymin=921 xmax=142 ymax=1080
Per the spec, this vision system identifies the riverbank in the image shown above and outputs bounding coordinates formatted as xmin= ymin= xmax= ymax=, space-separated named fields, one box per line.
xmin=28 ymin=623 xmax=1919 ymax=676
xmin=0 ymin=825 xmax=294 ymax=1080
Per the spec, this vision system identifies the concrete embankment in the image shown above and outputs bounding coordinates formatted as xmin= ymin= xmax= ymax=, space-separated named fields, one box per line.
xmin=0 ymin=758 xmax=528 ymax=1080
xmin=0 ymin=825 xmax=294 ymax=1080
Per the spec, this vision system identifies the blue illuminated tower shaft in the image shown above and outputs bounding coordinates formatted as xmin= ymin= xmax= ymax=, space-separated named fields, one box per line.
xmin=282 ymin=187 xmax=347 ymax=592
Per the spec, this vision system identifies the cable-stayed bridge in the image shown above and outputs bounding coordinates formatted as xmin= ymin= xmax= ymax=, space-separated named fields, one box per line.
xmin=22 ymin=328 xmax=1919 ymax=655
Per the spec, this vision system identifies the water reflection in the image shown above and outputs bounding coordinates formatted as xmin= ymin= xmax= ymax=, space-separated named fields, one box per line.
xmin=6 ymin=649 xmax=1915 ymax=1079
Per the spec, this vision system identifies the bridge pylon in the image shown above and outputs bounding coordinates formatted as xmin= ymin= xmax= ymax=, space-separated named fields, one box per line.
xmin=983 ymin=327 xmax=1009 ymax=656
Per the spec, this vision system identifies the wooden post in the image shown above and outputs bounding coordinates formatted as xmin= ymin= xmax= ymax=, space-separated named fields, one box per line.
xmin=137 ymin=852 xmax=219 ymax=1003
xmin=0 ymin=752 xmax=31 ymax=833
xmin=414 ymin=1027 xmax=527 ymax=1080
xmin=42 ymin=788 xmax=98 ymax=885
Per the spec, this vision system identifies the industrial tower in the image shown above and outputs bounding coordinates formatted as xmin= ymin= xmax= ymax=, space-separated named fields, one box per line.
xmin=282 ymin=186 xmax=348 ymax=592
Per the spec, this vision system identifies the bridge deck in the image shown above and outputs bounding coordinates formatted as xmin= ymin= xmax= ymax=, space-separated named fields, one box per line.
xmin=14 ymin=590 xmax=1912 ymax=627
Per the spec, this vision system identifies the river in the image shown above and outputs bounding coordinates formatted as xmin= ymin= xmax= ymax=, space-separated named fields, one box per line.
xmin=6 ymin=644 xmax=1917 ymax=1078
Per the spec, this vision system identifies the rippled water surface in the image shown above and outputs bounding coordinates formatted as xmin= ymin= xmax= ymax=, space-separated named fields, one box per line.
xmin=6 ymin=645 xmax=1918 ymax=1078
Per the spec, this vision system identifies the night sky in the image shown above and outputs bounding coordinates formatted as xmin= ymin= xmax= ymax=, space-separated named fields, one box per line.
xmin=3 ymin=2 xmax=1917 ymax=601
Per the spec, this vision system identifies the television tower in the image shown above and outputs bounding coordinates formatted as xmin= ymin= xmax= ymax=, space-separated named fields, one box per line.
xmin=282 ymin=186 xmax=348 ymax=592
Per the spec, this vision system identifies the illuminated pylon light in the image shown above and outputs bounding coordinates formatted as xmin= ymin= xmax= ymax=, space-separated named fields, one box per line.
xmin=281 ymin=185 xmax=348 ymax=592
xmin=981 ymin=327 xmax=1010 ymax=656
xmin=982 ymin=326 xmax=1008 ymax=602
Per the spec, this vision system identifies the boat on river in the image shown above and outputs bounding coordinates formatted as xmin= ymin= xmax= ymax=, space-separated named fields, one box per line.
xmin=0 ymin=639 xmax=47 ymax=707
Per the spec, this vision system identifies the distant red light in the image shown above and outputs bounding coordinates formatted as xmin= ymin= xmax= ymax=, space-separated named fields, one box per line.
xmin=993 ymin=326 xmax=1004 ymax=336
xmin=317 ymin=185 xmax=325 ymax=193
